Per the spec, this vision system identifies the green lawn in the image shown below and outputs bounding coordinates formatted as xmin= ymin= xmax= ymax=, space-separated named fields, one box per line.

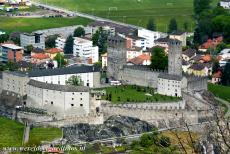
xmin=29 ymin=127 xmax=62 ymax=145
xmin=96 ymin=85 xmax=180 ymax=104
xmin=38 ymin=0 xmax=219 ymax=32
xmin=0 ymin=116 xmax=24 ymax=147
xmin=208 ymin=83 xmax=230 ymax=102
xmin=0 ymin=17 xmax=92 ymax=33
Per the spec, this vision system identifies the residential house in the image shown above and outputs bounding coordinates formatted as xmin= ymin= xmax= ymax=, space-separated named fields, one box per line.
xmin=126 ymin=35 xmax=147 ymax=50
xmin=219 ymin=48 xmax=230 ymax=60
xmin=220 ymin=0 xmax=230 ymax=9
xmin=199 ymin=36 xmax=223 ymax=52
xmin=101 ymin=53 xmax=107 ymax=68
xmin=45 ymin=48 xmax=63 ymax=59
xmin=128 ymin=54 xmax=151 ymax=65
xmin=182 ymin=60 xmax=191 ymax=73
xmin=126 ymin=47 xmax=144 ymax=61
xmin=169 ymin=31 xmax=187 ymax=46
xmin=182 ymin=49 xmax=196 ymax=61
xmin=187 ymin=63 xmax=212 ymax=77
xmin=154 ymin=38 xmax=170 ymax=53
xmin=20 ymin=32 xmax=45 ymax=49
xmin=1 ymin=43 xmax=24 ymax=63
xmin=211 ymin=71 xmax=222 ymax=84
xmin=199 ymin=54 xmax=212 ymax=63
xmin=31 ymin=48 xmax=44 ymax=56
xmin=138 ymin=29 xmax=167 ymax=48
xmin=31 ymin=53 xmax=50 ymax=64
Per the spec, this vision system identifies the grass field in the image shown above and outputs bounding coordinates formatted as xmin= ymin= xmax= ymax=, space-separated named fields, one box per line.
xmin=0 ymin=116 xmax=62 ymax=147
xmin=208 ymin=83 xmax=230 ymax=102
xmin=0 ymin=17 xmax=92 ymax=33
xmin=96 ymin=85 xmax=180 ymax=103
xmin=0 ymin=117 xmax=24 ymax=147
xmin=29 ymin=127 xmax=62 ymax=145
xmin=38 ymin=0 xmax=219 ymax=32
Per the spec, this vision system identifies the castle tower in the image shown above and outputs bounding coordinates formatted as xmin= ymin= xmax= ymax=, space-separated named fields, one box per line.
xmin=168 ymin=39 xmax=182 ymax=76
xmin=107 ymin=35 xmax=126 ymax=80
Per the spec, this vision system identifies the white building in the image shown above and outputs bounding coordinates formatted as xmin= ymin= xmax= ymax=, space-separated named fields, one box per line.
xmin=220 ymin=0 xmax=230 ymax=9
xmin=73 ymin=37 xmax=99 ymax=63
xmin=157 ymin=74 xmax=187 ymax=97
xmin=26 ymin=79 xmax=90 ymax=118
xmin=20 ymin=33 xmax=45 ymax=50
xmin=219 ymin=48 xmax=230 ymax=60
xmin=138 ymin=29 xmax=167 ymax=48
xmin=56 ymin=37 xmax=99 ymax=63
xmin=29 ymin=65 xmax=101 ymax=88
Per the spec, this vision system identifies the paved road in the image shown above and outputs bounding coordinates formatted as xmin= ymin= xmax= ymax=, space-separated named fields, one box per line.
xmin=215 ymin=97 xmax=230 ymax=117
xmin=31 ymin=1 xmax=141 ymax=29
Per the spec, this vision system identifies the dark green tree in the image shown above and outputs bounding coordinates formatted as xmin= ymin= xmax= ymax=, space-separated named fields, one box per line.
xmin=73 ymin=27 xmax=85 ymax=37
xmin=212 ymin=60 xmax=220 ymax=74
xmin=150 ymin=47 xmax=168 ymax=70
xmin=168 ymin=18 xmax=178 ymax=33
xmin=183 ymin=21 xmax=189 ymax=31
xmin=0 ymin=34 xmax=9 ymax=43
xmin=140 ymin=133 xmax=153 ymax=147
xmin=66 ymin=75 xmax=84 ymax=86
xmin=221 ymin=62 xmax=230 ymax=86
xmin=147 ymin=18 xmax=156 ymax=31
xmin=215 ymin=42 xmax=226 ymax=54
xmin=92 ymin=27 xmax=108 ymax=53
xmin=45 ymin=35 xmax=58 ymax=48
xmin=25 ymin=45 xmax=33 ymax=54
xmin=64 ymin=35 xmax=74 ymax=54
xmin=54 ymin=53 xmax=65 ymax=67
xmin=159 ymin=136 xmax=171 ymax=147
xmin=194 ymin=0 xmax=211 ymax=17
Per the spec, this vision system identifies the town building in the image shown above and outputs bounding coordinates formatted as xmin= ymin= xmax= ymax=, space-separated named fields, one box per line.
xmin=26 ymin=79 xmax=90 ymax=118
xmin=20 ymin=32 xmax=45 ymax=50
xmin=31 ymin=53 xmax=50 ymax=64
xmin=56 ymin=37 xmax=99 ymax=63
xmin=219 ymin=48 xmax=230 ymax=60
xmin=101 ymin=53 xmax=107 ymax=68
xmin=31 ymin=48 xmax=44 ymax=56
xmin=199 ymin=36 xmax=223 ymax=52
xmin=1 ymin=43 xmax=24 ymax=63
xmin=211 ymin=71 xmax=222 ymax=84
xmin=182 ymin=48 xmax=196 ymax=62
xmin=126 ymin=35 xmax=147 ymax=50
xmin=169 ymin=31 xmax=187 ymax=47
xmin=29 ymin=65 xmax=101 ymax=88
xmin=187 ymin=63 xmax=212 ymax=77
xmin=128 ymin=54 xmax=151 ymax=65
xmin=220 ymin=0 xmax=230 ymax=9
xmin=45 ymin=48 xmax=63 ymax=59
xmin=155 ymin=38 xmax=170 ymax=53
xmin=138 ymin=29 xmax=167 ymax=48
xmin=73 ymin=37 xmax=99 ymax=63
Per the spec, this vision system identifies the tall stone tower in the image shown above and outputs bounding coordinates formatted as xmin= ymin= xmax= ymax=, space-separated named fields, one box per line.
xmin=168 ymin=39 xmax=182 ymax=76
xmin=107 ymin=35 xmax=126 ymax=80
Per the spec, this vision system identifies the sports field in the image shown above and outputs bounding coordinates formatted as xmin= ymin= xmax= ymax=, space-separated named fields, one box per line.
xmin=37 ymin=0 xmax=218 ymax=32
xmin=0 ymin=17 xmax=92 ymax=33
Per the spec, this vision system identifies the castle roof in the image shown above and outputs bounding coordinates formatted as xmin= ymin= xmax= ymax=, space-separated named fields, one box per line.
xmin=28 ymin=79 xmax=89 ymax=92
xmin=28 ymin=65 xmax=100 ymax=77
xmin=158 ymin=73 xmax=183 ymax=81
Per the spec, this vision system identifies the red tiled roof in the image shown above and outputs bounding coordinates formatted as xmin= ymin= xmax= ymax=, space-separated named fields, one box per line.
xmin=201 ymin=54 xmax=212 ymax=62
xmin=129 ymin=54 xmax=150 ymax=65
xmin=138 ymin=54 xmax=151 ymax=60
xmin=212 ymin=71 xmax=222 ymax=78
xmin=46 ymin=48 xmax=63 ymax=54
xmin=31 ymin=53 xmax=50 ymax=60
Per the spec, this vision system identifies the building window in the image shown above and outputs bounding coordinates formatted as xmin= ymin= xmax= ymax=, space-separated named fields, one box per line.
xmin=72 ymin=98 xmax=74 ymax=100
xmin=72 ymin=93 xmax=74 ymax=95
xmin=80 ymin=98 xmax=82 ymax=100
xmin=71 ymin=104 xmax=74 ymax=107
xmin=80 ymin=93 xmax=82 ymax=95
xmin=87 ymin=83 xmax=89 ymax=87
xmin=51 ymin=101 xmax=53 ymax=105
xmin=80 ymin=104 xmax=83 ymax=107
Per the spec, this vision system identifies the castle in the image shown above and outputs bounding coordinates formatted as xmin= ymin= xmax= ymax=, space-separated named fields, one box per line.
xmin=107 ymin=35 xmax=207 ymax=97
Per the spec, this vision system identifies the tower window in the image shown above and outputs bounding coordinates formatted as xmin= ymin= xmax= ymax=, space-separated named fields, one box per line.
xmin=80 ymin=104 xmax=83 ymax=107
xmin=51 ymin=101 xmax=53 ymax=105
xmin=71 ymin=104 xmax=74 ymax=107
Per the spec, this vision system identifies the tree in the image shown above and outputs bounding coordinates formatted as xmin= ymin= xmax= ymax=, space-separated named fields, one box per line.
xmin=150 ymin=47 xmax=168 ymax=70
xmin=0 ymin=34 xmax=9 ymax=43
xmin=146 ymin=18 xmax=156 ymax=31
xmin=92 ymin=27 xmax=108 ymax=53
xmin=140 ymin=133 xmax=153 ymax=147
xmin=45 ymin=35 xmax=58 ymax=48
xmin=168 ymin=18 xmax=178 ymax=33
xmin=160 ymin=136 xmax=171 ymax=147
xmin=73 ymin=27 xmax=85 ymax=37
xmin=221 ymin=62 xmax=230 ymax=86
xmin=54 ymin=53 xmax=65 ymax=67
xmin=66 ymin=75 xmax=84 ymax=86
xmin=212 ymin=60 xmax=220 ymax=74
xmin=183 ymin=21 xmax=189 ymax=31
xmin=25 ymin=45 xmax=33 ymax=54
xmin=194 ymin=0 xmax=211 ymax=17
xmin=64 ymin=35 xmax=74 ymax=54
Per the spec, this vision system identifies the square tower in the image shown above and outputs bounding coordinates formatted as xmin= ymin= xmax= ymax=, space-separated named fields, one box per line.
xmin=168 ymin=39 xmax=182 ymax=76
xmin=107 ymin=35 xmax=126 ymax=80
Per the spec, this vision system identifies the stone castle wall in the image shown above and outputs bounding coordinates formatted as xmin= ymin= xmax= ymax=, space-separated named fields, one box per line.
xmin=119 ymin=65 xmax=165 ymax=88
